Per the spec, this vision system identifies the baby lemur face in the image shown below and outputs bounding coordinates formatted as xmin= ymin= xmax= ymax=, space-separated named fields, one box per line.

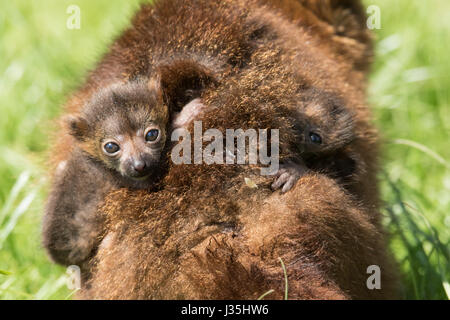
xmin=68 ymin=81 xmax=169 ymax=181
xmin=297 ymin=89 xmax=355 ymax=156
xmin=272 ymin=89 xmax=356 ymax=193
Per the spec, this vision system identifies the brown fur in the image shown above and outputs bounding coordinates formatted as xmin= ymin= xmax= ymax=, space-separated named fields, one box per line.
xmin=45 ymin=0 xmax=399 ymax=299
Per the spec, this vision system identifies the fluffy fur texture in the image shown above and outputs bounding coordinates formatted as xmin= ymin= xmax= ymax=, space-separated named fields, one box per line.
xmin=45 ymin=0 xmax=399 ymax=299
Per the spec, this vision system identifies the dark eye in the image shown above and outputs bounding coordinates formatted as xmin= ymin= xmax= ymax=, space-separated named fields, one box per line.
xmin=145 ymin=129 xmax=159 ymax=142
xmin=104 ymin=142 xmax=120 ymax=154
xmin=309 ymin=132 xmax=322 ymax=144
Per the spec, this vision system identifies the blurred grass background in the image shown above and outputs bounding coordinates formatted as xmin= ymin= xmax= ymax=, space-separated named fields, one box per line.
xmin=0 ymin=0 xmax=448 ymax=299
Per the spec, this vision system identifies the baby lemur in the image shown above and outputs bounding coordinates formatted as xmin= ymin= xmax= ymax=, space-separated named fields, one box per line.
xmin=272 ymin=89 xmax=355 ymax=193
xmin=43 ymin=80 xmax=170 ymax=266
xmin=43 ymin=60 xmax=219 ymax=268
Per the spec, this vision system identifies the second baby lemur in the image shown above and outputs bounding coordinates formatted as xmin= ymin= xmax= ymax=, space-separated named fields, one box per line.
xmin=43 ymin=80 xmax=171 ymax=267
xmin=272 ymin=89 xmax=355 ymax=193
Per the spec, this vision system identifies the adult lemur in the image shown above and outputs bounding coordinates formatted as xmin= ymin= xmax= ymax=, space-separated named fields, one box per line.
xmin=44 ymin=0 xmax=399 ymax=299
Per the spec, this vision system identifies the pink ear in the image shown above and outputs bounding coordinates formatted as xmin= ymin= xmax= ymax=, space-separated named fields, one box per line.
xmin=171 ymin=98 xmax=207 ymax=128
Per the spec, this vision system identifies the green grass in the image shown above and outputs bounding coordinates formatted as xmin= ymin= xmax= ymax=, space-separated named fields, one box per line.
xmin=0 ymin=0 xmax=448 ymax=299
xmin=369 ymin=0 xmax=450 ymax=299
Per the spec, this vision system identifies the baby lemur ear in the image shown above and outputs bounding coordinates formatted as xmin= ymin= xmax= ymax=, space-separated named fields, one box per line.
xmin=65 ymin=115 xmax=89 ymax=141
xmin=155 ymin=60 xmax=218 ymax=113
xmin=299 ymin=0 xmax=369 ymax=40
xmin=148 ymin=74 xmax=164 ymax=104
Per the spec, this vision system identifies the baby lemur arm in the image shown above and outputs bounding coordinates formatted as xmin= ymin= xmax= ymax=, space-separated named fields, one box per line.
xmin=42 ymin=148 xmax=115 ymax=267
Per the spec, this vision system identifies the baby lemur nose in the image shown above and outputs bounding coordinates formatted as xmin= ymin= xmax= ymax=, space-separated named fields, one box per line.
xmin=132 ymin=159 xmax=147 ymax=173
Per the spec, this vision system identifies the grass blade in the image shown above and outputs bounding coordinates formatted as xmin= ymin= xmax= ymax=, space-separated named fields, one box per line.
xmin=0 ymin=190 xmax=36 ymax=249
xmin=279 ymin=257 xmax=288 ymax=300
xmin=0 ymin=171 xmax=30 ymax=226
xmin=391 ymin=139 xmax=450 ymax=169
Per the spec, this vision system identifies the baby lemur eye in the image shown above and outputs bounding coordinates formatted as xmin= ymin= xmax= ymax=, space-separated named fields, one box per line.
xmin=145 ymin=129 xmax=159 ymax=142
xmin=309 ymin=132 xmax=322 ymax=144
xmin=104 ymin=142 xmax=120 ymax=154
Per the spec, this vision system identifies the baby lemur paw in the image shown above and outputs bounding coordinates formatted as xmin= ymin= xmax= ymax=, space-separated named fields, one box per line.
xmin=55 ymin=160 xmax=67 ymax=176
xmin=172 ymin=98 xmax=206 ymax=128
xmin=271 ymin=160 xmax=309 ymax=193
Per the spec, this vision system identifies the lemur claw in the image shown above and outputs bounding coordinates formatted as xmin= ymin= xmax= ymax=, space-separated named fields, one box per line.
xmin=271 ymin=160 xmax=308 ymax=193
